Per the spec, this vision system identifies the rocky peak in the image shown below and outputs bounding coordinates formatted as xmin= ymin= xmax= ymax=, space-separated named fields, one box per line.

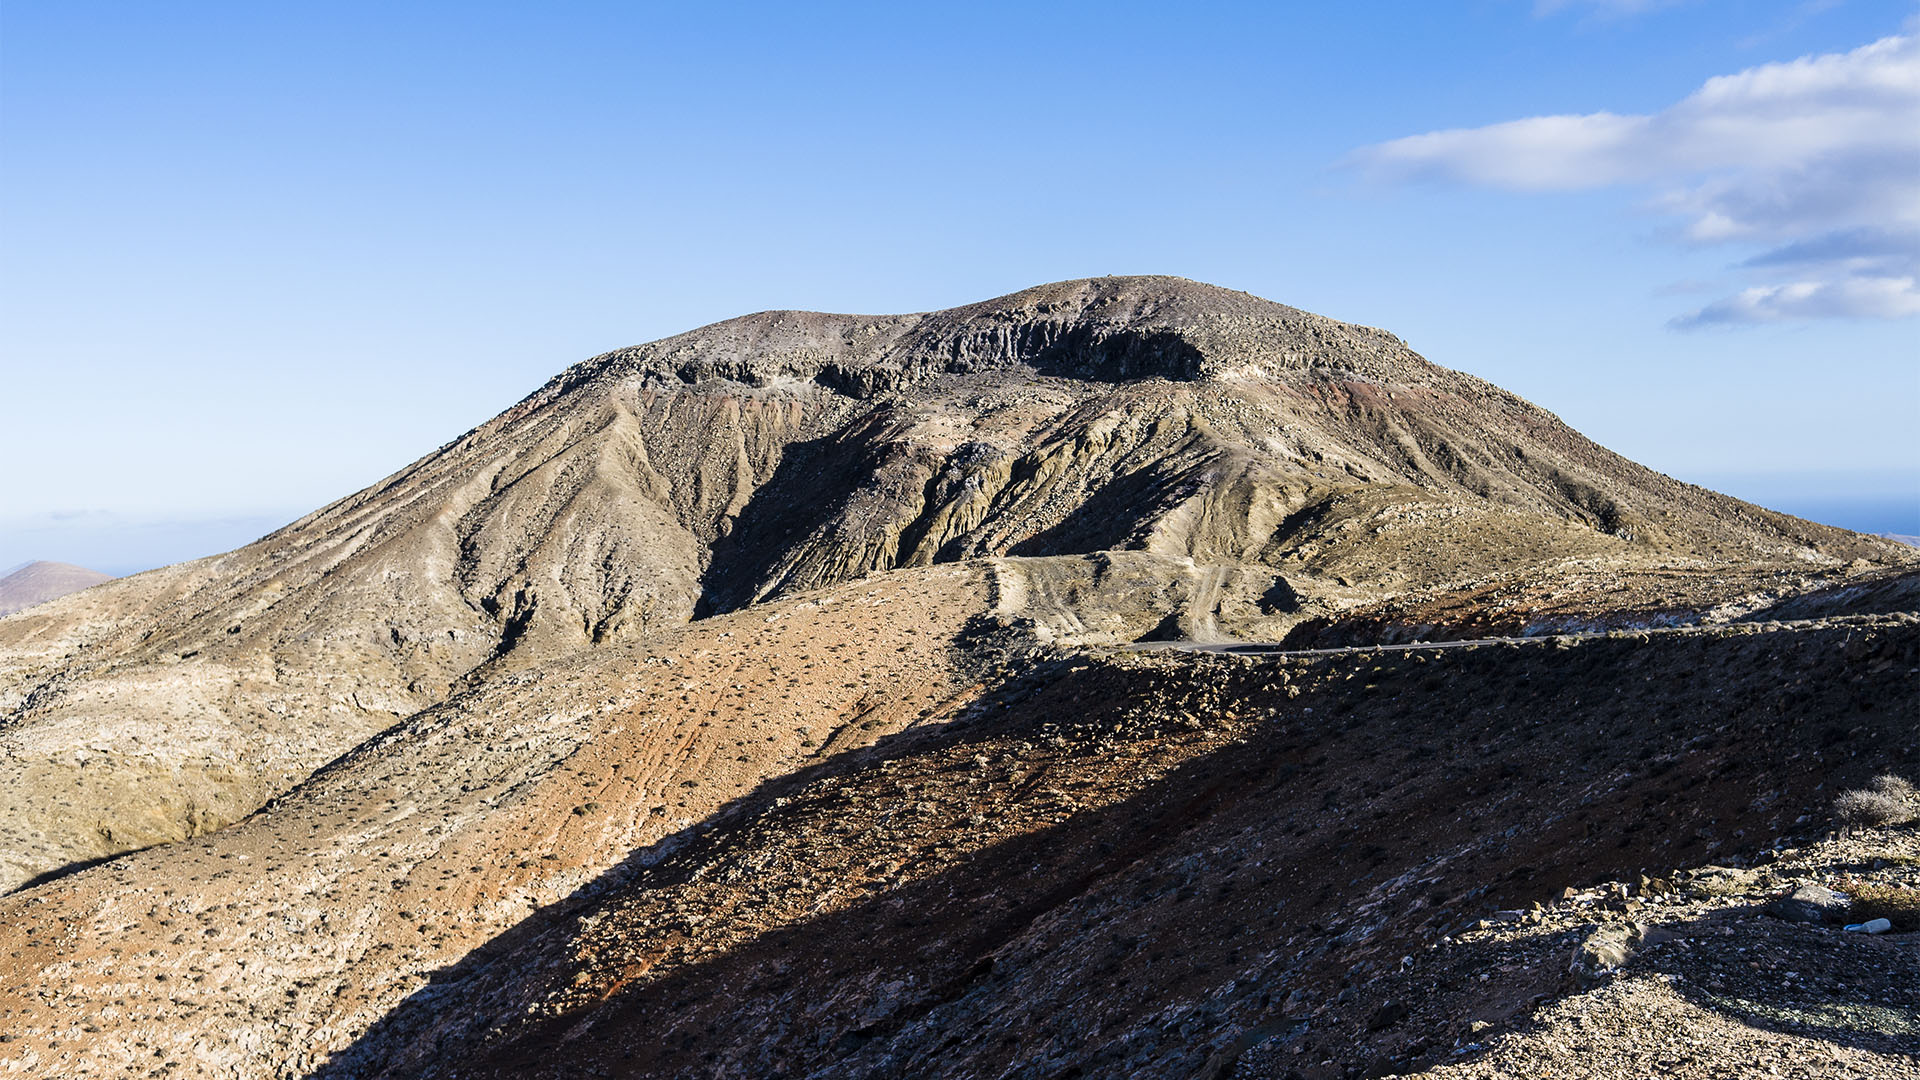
xmin=550 ymin=276 xmax=1420 ymax=403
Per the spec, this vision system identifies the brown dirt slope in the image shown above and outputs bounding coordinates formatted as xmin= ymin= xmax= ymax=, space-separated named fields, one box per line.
xmin=306 ymin=612 xmax=1918 ymax=1080
xmin=0 ymin=565 xmax=994 ymax=1077
xmin=2 ymin=277 xmax=1908 ymax=894
xmin=0 ymin=550 xmax=1371 ymax=1077
xmin=0 ymin=579 xmax=1914 ymax=1076
xmin=3 ymin=574 xmax=1914 ymax=1078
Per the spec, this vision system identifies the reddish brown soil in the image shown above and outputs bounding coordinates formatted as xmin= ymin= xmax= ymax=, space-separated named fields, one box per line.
xmin=317 ymin=615 xmax=1919 ymax=1079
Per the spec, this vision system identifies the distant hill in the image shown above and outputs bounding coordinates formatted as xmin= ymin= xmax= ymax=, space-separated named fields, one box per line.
xmin=0 ymin=560 xmax=112 ymax=616
xmin=1883 ymin=533 xmax=1920 ymax=547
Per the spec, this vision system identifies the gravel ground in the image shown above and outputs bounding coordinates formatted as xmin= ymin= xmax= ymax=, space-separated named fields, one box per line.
xmin=1367 ymin=829 xmax=1920 ymax=1080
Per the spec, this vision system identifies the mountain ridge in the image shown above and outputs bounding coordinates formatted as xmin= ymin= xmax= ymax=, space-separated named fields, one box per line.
xmin=0 ymin=277 xmax=1908 ymax=896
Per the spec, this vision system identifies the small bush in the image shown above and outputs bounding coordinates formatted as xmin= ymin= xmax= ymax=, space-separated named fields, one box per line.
xmin=1837 ymin=877 xmax=1920 ymax=931
xmin=1836 ymin=790 xmax=1913 ymax=826
xmin=1834 ymin=774 xmax=1919 ymax=827
xmin=1871 ymin=774 xmax=1920 ymax=804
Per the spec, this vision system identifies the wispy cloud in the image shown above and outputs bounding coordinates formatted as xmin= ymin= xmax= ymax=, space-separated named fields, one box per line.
xmin=1740 ymin=224 xmax=1919 ymax=271
xmin=1670 ymin=275 xmax=1920 ymax=328
xmin=1346 ymin=31 xmax=1920 ymax=327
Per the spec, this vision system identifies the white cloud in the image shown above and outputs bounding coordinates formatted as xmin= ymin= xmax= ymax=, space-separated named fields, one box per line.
xmin=1670 ymin=275 xmax=1920 ymax=327
xmin=1347 ymin=32 xmax=1920 ymax=326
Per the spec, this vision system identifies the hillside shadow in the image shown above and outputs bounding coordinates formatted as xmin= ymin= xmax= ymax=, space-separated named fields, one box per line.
xmin=309 ymin=626 xmax=1920 ymax=1079
xmin=306 ymin=663 xmax=1076 ymax=1077
xmin=7 ymin=849 xmax=137 ymax=895
xmin=311 ymin=665 xmax=1363 ymax=1079
xmin=692 ymin=418 xmax=908 ymax=619
xmin=1026 ymin=326 xmax=1205 ymax=383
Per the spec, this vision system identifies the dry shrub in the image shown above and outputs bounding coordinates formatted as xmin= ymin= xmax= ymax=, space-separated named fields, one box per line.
xmin=1871 ymin=773 xmax=1920 ymax=804
xmin=1834 ymin=774 xmax=1919 ymax=827
xmin=1836 ymin=877 xmax=1920 ymax=931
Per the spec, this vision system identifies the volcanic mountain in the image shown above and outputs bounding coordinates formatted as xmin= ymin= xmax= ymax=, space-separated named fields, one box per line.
xmin=0 ymin=277 xmax=1913 ymax=1079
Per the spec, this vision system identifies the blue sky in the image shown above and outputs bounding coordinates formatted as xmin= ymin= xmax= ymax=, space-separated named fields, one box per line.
xmin=3 ymin=0 xmax=1916 ymax=575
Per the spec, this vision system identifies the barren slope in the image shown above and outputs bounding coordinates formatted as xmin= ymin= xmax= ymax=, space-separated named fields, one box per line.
xmin=4 ymin=277 xmax=1919 ymax=1080
xmin=320 ymin=614 xmax=1920 ymax=1080
xmin=0 ymin=564 xmax=994 ymax=1077
xmin=6 ymin=582 xmax=1908 ymax=1078
xmin=0 ymin=552 xmax=1299 ymax=1077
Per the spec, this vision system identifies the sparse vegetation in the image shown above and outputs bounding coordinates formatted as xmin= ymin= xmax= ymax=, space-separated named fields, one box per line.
xmin=1837 ymin=876 xmax=1920 ymax=930
xmin=1835 ymin=774 xmax=1919 ymax=827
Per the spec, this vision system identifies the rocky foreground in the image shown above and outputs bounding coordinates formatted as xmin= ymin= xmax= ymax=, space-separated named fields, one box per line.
xmin=319 ymin=611 xmax=1920 ymax=1080
xmin=2 ymin=588 xmax=1914 ymax=1078
xmin=0 ymin=278 xmax=1914 ymax=1078
xmin=1391 ymin=828 xmax=1919 ymax=1080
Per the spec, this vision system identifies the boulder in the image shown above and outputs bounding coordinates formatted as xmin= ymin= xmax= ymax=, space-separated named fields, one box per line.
xmin=1765 ymin=884 xmax=1850 ymax=925
xmin=1570 ymin=922 xmax=1644 ymax=987
xmin=1686 ymin=865 xmax=1758 ymax=897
